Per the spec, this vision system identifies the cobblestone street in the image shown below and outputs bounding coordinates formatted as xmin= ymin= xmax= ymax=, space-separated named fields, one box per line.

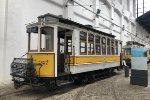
xmin=0 ymin=65 xmax=150 ymax=100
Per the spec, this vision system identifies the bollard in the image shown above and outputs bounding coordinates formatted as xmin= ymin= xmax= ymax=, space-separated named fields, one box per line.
xmin=124 ymin=66 xmax=129 ymax=77
xmin=130 ymin=48 xmax=148 ymax=87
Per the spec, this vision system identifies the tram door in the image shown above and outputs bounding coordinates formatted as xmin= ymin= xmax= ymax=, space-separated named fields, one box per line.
xmin=57 ymin=28 xmax=72 ymax=75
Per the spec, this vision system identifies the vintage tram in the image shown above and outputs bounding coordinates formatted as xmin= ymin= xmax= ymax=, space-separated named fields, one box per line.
xmin=10 ymin=13 xmax=122 ymax=89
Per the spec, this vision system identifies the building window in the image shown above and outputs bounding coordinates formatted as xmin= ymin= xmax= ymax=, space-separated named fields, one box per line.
xmin=40 ymin=27 xmax=54 ymax=52
xmin=88 ymin=33 xmax=94 ymax=55
xmin=80 ymin=31 xmax=87 ymax=55
xmin=102 ymin=37 xmax=106 ymax=55
xmin=107 ymin=38 xmax=111 ymax=55
xmin=95 ymin=35 xmax=101 ymax=55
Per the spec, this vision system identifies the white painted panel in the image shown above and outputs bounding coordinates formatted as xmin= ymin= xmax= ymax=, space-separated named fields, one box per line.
xmin=70 ymin=62 xmax=120 ymax=74
xmin=131 ymin=57 xmax=147 ymax=70
xmin=73 ymin=29 xmax=80 ymax=56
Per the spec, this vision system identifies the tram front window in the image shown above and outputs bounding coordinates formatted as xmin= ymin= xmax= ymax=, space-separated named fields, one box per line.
xmin=30 ymin=33 xmax=38 ymax=51
xmin=41 ymin=27 xmax=54 ymax=52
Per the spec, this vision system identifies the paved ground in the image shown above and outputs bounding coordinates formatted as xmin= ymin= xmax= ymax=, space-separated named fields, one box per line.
xmin=0 ymin=65 xmax=150 ymax=100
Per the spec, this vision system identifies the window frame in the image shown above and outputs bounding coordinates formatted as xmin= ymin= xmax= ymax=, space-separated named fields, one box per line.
xmin=88 ymin=33 xmax=95 ymax=55
xmin=95 ymin=35 xmax=101 ymax=55
xmin=101 ymin=36 xmax=107 ymax=55
xmin=66 ymin=35 xmax=72 ymax=55
xmin=111 ymin=39 xmax=115 ymax=55
xmin=28 ymin=32 xmax=38 ymax=52
xmin=115 ymin=40 xmax=118 ymax=55
xmin=40 ymin=26 xmax=54 ymax=52
xmin=80 ymin=31 xmax=87 ymax=55
xmin=107 ymin=38 xmax=111 ymax=55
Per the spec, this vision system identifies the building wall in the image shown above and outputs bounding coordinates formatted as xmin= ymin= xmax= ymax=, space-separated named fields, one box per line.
xmin=136 ymin=23 xmax=150 ymax=48
xmin=1 ymin=0 xmax=66 ymax=84
xmin=0 ymin=0 xmax=7 ymax=84
xmin=0 ymin=0 xmax=150 ymax=84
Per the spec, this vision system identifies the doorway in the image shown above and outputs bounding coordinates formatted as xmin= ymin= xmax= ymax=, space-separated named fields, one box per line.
xmin=57 ymin=27 xmax=72 ymax=75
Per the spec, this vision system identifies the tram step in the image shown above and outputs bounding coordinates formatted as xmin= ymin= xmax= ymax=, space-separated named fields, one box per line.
xmin=57 ymin=81 xmax=74 ymax=86
xmin=58 ymin=72 xmax=71 ymax=77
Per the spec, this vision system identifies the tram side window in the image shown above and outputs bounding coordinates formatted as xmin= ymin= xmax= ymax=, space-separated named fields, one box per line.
xmin=115 ymin=41 xmax=118 ymax=55
xmin=41 ymin=27 xmax=54 ymax=52
xmin=88 ymin=33 xmax=94 ymax=55
xmin=111 ymin=39 xmax=115 ymax=55
xmin=107 ymin=38 xmax=111 ymax=55
xmin=29 ymin=33 xmax=38 ymax=51
xmin=102 ymin=37 xmax=106 ymax=55
xmin=95 ymin=35 xmax=101 ymax=55
xmin=80 ymin=31 xmax=87 ymax=55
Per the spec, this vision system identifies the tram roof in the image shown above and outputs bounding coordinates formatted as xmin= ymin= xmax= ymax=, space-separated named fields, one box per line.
xmin=136 ymin=11 xmax=150 ymax=33
xmin=126 ymin=41 xmax=145 ymax=47
xmin=38 ymin=13 xmax=115 ymax=38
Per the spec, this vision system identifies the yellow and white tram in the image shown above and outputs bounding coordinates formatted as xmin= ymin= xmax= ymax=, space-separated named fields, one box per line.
xmin=11 ymin=13 xmax=122 ymax=89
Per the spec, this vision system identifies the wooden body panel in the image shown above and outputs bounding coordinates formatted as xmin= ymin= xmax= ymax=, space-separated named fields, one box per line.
xmin=69 ymin=55 xmax=120 ymax=65
xmin=27 ymin=53 xmax=55 ymax=77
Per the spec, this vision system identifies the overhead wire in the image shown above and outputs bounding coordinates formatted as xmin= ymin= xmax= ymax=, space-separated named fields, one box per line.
xmin=70 ymin=0 xmax=150 ymax=46
xmin=70 ymin=0 xmax=149 ymax=44
xmin=73 ymin=0 xmax=123 ymax=29
xmin=72 ymin=0 xmax=121 ymax=26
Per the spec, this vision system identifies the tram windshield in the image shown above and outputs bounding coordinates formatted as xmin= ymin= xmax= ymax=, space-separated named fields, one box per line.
xmin=28 ymin=26 xmax=54 ymax=52
xmin=125 ymin=48 xmax=131 ymax=55
xmin=30 ymin=32 xmax=38 ymax=51
xmin=40 ymin=27 xmax=54 ymax=52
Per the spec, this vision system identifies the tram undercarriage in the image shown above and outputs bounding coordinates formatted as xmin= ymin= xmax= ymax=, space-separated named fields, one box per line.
xmin=11 ymin=58 xmax=120 ymax=89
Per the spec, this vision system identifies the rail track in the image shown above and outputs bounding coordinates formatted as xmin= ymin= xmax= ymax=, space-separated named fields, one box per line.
xmin=0 ymin=72 xmax=117 ymax=100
